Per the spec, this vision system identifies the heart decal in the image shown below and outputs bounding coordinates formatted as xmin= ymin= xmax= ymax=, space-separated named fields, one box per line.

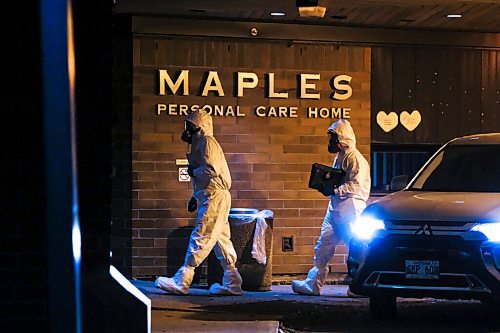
xmin=400 ymin=110 xmax=421 ymax=132
xmin=376 ymin=111 xmax=398 ymax=132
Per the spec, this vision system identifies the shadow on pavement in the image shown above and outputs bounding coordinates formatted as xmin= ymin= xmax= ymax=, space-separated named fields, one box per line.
xmin=135 ymin=280 xmax=500 ymax=333
xmin=187 ymin=299 xmax=500 ymax=332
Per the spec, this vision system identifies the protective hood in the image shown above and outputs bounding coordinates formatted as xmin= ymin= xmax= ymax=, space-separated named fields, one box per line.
xmin=327 ymin=119 xmax=356 ymax=150
xmin=187 ymin=109 xmax=213 ymax=137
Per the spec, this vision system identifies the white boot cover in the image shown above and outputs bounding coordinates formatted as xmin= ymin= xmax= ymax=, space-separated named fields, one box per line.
xmin=155 ymin=266 xmax=194 ymax=295
xmin=291 ymin=266 xmax=327 ymax=296
xmin=209 ymin=267 xmax=244 ymax=296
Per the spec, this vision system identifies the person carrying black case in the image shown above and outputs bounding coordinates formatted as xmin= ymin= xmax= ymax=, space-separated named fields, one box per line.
xmin=292 ymin=119 xmax=371 ymax=296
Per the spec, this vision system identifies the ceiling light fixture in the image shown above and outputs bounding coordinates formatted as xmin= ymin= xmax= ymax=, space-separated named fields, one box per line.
xmin=446 ymin=14 xmax=462 ymax=18
xmin=270 ymin=12 xmax=286 ymax=16
xmin=298 ymin=6 xmax=326 ymax=17
xmin=296 ymin=0 xmax=326 ymax=18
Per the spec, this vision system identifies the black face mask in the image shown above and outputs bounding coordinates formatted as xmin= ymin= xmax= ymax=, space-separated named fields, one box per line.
xmin=328 ymin=132 xmax=341 ymax=153
xmin=181 ymin=121 xmax=200 ymax=144
xmin=181 ymin=129 xmax=193 ymax=143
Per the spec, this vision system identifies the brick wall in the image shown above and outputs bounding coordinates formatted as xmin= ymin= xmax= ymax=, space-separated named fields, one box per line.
xmin=130 ymin=36 xmax=371 ymax=277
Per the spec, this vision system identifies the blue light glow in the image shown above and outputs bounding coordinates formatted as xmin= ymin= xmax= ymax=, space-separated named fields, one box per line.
xmin=72 ymin=218 xmax=81 ymax=263
xmin=471 ymin=222 xmax=500 ymax=242
xmin=351 ymin=215 xmax=385 ymax=240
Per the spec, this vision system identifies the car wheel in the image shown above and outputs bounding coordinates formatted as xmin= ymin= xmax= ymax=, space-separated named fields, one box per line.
xmin=369 ymin=295 xmax=397 ymax=320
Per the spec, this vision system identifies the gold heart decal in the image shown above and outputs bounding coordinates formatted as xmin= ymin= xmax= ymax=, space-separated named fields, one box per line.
xmin=376 ymin=111 xmax=398 ymax=132
xmin=400 ymin=110 xmax=422 ymax=132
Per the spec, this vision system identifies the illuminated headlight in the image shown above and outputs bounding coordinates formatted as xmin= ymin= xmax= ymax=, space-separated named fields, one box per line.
xmin=351 ymin=215 xmax=385 ymax=240
xmin=471 ymin=222 xmax=500 ymax=242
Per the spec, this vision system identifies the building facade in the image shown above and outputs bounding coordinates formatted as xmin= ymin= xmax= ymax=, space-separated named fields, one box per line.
xmin=111 ymin=16 xmax=500 ymax=279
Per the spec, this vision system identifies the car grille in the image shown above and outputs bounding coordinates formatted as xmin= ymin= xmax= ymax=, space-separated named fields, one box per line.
xmin=364 ymin=271 xmax=490 ymax=292
xmin=387 ymin=220 xmax=469 ymax=227
xmin=366 ymin=235 xmax=484 ymax=275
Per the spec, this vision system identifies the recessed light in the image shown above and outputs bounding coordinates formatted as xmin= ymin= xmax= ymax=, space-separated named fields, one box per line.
xmin=446 ymin=14 xmax=462 ymax=18
xmin=270 ymin=12 xmax=286 ymax=16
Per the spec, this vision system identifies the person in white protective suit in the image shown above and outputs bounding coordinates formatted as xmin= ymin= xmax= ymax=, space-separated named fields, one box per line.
xmin=292 ymin=119 xmax=371 ymax=296
xmin=155 ymin=109 xmax=243 ymax=296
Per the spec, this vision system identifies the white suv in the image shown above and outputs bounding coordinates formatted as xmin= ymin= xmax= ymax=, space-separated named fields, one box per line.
xmin=348 ymin=133 xmax=500 ymax=318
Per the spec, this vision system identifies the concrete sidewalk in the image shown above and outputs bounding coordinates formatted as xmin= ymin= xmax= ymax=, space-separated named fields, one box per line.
xmin=132 ymin=280 xmax=498 ymax=333
xmin=132 ymin=280 xmax=362 ymax=333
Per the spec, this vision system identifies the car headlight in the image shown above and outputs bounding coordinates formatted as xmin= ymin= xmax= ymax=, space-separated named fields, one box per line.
xmin=351 ymin=215 xmax=385 ymax=240
xmin=471 ymin=222 xmax=500 ymax=242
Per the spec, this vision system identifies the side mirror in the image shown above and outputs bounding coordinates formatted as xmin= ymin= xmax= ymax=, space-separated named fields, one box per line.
xmin=390 ymin=175 xmax=409 ymax=192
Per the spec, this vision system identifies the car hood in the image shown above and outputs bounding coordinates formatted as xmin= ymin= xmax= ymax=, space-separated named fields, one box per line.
xmin=366 ymin=191 xmax=500 ymax=222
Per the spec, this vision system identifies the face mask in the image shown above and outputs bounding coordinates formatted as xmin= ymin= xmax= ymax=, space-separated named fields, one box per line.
xmin=181 ymin=129 xmax=192 ymax=143
xmin=181 ymin=120 xmax=200 ymax=144
xmin=328 ymin=132 xmax=341 ymax=153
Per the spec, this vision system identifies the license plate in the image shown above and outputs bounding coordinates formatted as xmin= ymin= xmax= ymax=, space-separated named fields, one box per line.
xmin=405 ymin=260 xmax=439 ymax=279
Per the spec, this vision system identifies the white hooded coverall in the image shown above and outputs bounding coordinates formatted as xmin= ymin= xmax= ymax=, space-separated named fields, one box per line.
xmin=155 ymin=110 xmax=243 ymax=295
xmin=292 ymin=119 xmax=371 ymax=295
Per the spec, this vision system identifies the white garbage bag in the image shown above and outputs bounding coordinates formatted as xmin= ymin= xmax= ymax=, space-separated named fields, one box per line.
xmin=228 ymin=209 xmax=274 ymax=265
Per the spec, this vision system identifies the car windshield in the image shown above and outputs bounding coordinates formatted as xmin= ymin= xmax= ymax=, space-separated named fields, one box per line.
xmin=409 ymin=144 xmax=500 ymax=192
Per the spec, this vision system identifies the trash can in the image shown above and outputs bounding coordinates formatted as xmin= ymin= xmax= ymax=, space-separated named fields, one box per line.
xmin=208 ymin=208 xmax=274 ymax=291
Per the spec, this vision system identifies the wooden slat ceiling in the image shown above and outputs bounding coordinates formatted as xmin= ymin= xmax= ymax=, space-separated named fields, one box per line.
xmin=113 ymin=0 xmax=500 ymax=33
